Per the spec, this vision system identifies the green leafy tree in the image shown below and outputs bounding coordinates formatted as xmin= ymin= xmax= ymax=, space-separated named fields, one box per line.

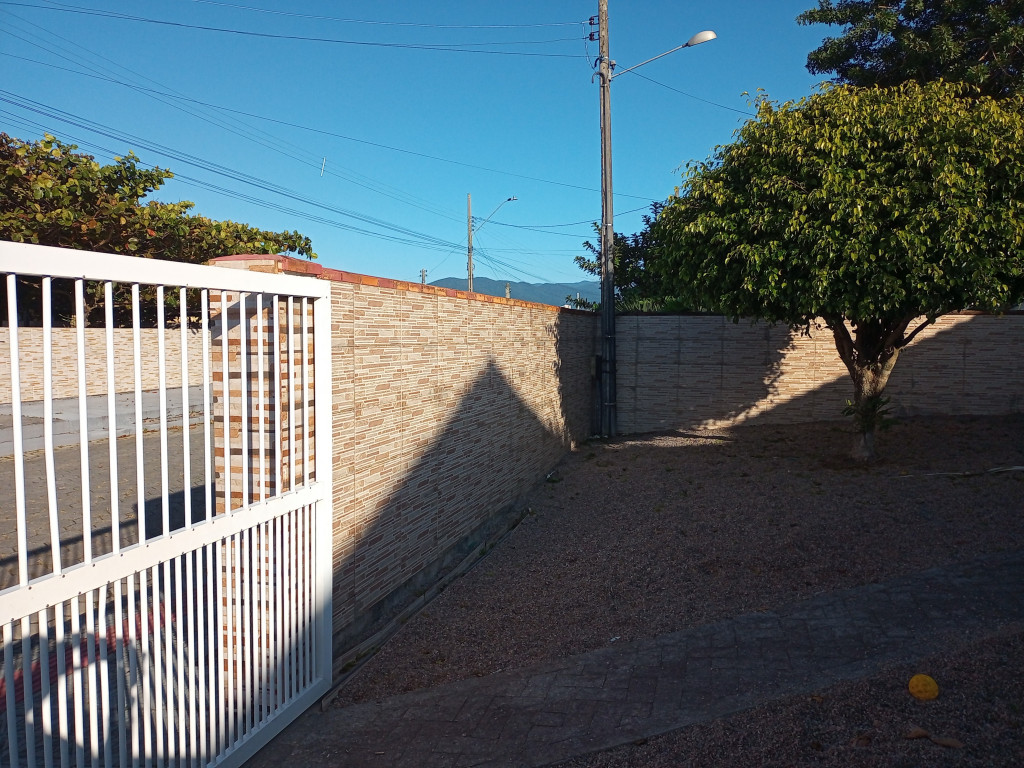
xmin=652 ymin=81 xmax=1024 ymax=459
xmin=798 ymin=0 xmax=1024 ymax=97
xmin=1 ymin=133 xmax=315 ymax=324
xmin=571 ymin=203 xmax=688 ymax=311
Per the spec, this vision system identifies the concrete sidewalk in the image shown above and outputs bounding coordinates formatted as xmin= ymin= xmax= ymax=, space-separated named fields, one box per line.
xmin=247 ymin=549 xmax=1024 ymax=768
xmin=0 ymin=386 xmax=204 ymax=457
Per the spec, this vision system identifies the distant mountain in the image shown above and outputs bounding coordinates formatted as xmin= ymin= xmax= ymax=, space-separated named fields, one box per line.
xmin=430 ymin=277 xmax=600 ymax=307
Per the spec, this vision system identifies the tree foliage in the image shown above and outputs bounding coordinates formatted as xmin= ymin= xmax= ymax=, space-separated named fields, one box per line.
xmin=572 ymin=203 xmax=688 ymax=311
xmin=1 ymin=133 xmax=316 ymax=325
xmin=798 ymin=0 xmax=1024 ymax=97
xmin=652 ymin=81 xmax=1024 ymax=456
xmin=0 ymin=133 xmax=315 ymax=261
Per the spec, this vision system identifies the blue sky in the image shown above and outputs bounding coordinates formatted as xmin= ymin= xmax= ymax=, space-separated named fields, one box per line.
xmin=0 ymin=1 xmax=830 ymax=284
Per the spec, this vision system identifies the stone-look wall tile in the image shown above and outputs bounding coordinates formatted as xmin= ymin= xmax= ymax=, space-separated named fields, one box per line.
xmin=209 ymin=260 xmax=602 ymax=660
xmin=617 ymin=313 xmax=1024 ymax=432
xmin=0 ymin=328 xmax=206 ymax=403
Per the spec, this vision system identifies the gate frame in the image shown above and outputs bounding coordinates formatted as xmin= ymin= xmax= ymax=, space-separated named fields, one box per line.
xmin=0 ymin=241 xmax=334 ymax=767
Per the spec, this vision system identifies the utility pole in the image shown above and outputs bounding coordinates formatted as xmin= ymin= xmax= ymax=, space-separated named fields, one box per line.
xmin=597 ymin=0 xmax=616 ymax=438
xmin=466 ymin=193 xmax=474 ymax=293
xmin=591 ymin=3 xmax=715 ymax=439
xmin=420 ymin=268 xmax=427 ymax=285
xmin=467 ymin=194 xmax=517 ymax=294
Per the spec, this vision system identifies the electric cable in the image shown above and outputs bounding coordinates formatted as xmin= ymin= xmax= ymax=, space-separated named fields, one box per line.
xmin=0 ymin=17 xmax=468 ymax=222
xmin=0 ymin=93 xmax=466 ymax=250
xmin=187 ymin=1 xmax=584 ymax=29
xmin=0 ymin=47 xmax=656 ymax=202
xmin=628 ymin=70 xmax=756 ymax=117
xmin=2 ymin=105 xmax=467 ymax=253
xmin=0 ymin=2 xmax=588 ymax=57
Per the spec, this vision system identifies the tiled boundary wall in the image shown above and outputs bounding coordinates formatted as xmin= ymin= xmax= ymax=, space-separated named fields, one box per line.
xmin=213 ymin=255 xmax=597 ymax=673
xmin=0 ymin=328 xmax=205 ymax=402
xmin=616 ymin=313 xmax=1024 ymax=433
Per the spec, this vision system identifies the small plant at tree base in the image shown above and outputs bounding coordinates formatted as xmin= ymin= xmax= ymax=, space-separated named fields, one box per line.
xmin=841 ymin=394 xmax=895 ymax=433
xmin=843 ymin=395 xmax=895 ymax=460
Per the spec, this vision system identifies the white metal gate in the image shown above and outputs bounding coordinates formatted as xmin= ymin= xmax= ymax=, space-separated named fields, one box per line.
xmin=0 ymin=242 xmax=333 ymax=767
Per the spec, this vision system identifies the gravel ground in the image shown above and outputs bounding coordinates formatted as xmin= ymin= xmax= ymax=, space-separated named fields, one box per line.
xmin=334 ymin=414 xmax=1024 ymax=765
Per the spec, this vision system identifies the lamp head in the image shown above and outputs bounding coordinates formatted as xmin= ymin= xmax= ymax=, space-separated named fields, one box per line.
xmin=684 ymin=30 xmax=717 ymax=47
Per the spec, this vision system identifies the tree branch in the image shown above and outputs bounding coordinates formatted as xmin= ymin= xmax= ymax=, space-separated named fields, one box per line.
xmin=825 ymin=315 xmax=858 ymax=379
xmin=899 ymin=316 xmax=936 ymax=349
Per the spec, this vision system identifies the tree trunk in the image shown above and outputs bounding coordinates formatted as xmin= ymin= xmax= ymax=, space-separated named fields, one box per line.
xmin=849 ymin=363 xmax=893 ymax=461
xmin=828 ymin=318 xmax=905 ymax=462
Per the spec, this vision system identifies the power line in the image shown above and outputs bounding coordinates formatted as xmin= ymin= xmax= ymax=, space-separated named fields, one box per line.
xmin=0 ymin=2 xmax=588 ymax=57
xmin=0 ymin=93 xmax=468 ymax=251
xmin=0 ymin=47 xmax=657 ymax=202
xmin=479 ymin=203 xmax=657 ymax=237
xmin=629 ymin=70 xmax=756 ymax=117
xmin=0 ymin=15 xmax=468 ymax=222
xmin=3 ymin=103 xmax=468 ymax=252
xmin=188 ymin=1 xmax=585 ymax=29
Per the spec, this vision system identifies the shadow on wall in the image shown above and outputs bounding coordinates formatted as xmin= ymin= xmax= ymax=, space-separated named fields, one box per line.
xmin=329 ymin=307 xmax=595 ymax=672
xmin=616 ymin=315 xmax=814 ymax=433
xmin=754 ymin=313 xmax=1024 ymax=427
xmin=617 ymin=313 xmax=1024 ymax=434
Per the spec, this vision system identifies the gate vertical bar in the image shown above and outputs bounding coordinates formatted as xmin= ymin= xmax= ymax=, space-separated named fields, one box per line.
xmin=116 ymin=579 xmax=130 ymax=767
xmin=22 ymin=614 xmax=36 ymax=767
xmin=75 ymin=279 xmax=93 ymax=564
xmin=287 ymin=296 xmax=295 ymax=493
xmin=272 ymin=295 xmax=281 ymax=502
xmin=38 ymin=608 xmax=52 ymax=768
xmin=301 ymin=297 xmax=310 ymax=487
xmin=221 ymin=291 xmax=231 ymax=515
xmin=202 ymin=289 xmax=212 ymax=522
xmin=139 ymin=570 xmax=153 ymax=765
xmin=244 ymin=527 xmax=255 ymax=734
xmin=180 ymin=289 xmax=192 ymax=528
xmin=233 ymin=532 xmax=243 ymax=739
xmin=256 ymin=293 xmax=266 ymax=503
xmin=105 ymin=281 xmax=120 ymax=555
xmin=84 ymin=591 xmax=100 ymax=764
xmin=239 ymin=293 xmax=249 ymax=507
xmin=175 ymin=554 xmax=187 ymax=762
xmin=312 ymin=274 xmax=333 ymax=688
xmin=184 ymin=552 xmax=198 ymax=767
xmin=71 ymin=594 xmax=86 ymax=766
xmin=133 ymin=283 xmax=146 ymax=545
xmin=157 ymin=287 xmax=170 ymax=537
xmin=42 ymin=277 xmax=61 ymax=577
xmin=6 ymin=275 xmax=29 ymax=587
xmin=162 ymin=558 xmax=176 ymax=764
xmin=3 ymin=620 xmax=17 ymax=766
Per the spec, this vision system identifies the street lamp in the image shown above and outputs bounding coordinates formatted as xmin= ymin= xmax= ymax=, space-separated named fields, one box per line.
xmin=594 ymin=0 xmax=715 ymax=437
xmin=467 ymin=195 xmax=517 ymax=292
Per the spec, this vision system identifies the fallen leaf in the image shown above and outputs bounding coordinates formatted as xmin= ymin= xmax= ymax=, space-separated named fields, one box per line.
xmin=909 ymin=673 xmax=939 ymax=700
xmin=904 ymin=726 xmax=964 ymax=749
xmin=851 ymin=733 xmax=872 ymax=747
